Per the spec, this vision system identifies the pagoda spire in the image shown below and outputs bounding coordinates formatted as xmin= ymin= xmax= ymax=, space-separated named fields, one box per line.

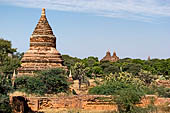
xmin=113 ymin=50 xmax=116 ymax=56
xmin=17 ymin=8 xmax=66 ymax=76
xmin=32 ymin=8 xmax=54 ymax=36
xmin=41 ymin=8 xmax=46 ymax=16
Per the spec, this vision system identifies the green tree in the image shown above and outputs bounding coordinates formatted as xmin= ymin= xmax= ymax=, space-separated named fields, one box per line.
xmin=0 ymin=74 xmax=13 ymax=113
xmin=0 ymin=38 xmax=20 ymax=74
xmin=62 ymin=55 xmax=81 ymax=70
xmin=91 ymin=66 xmax=103 ymax=76
xmin=100 ymin=61 xmax=120 ymax=74
xmin=115 ymin=85 xmax=145 ymax=112
xmin=73 ymin=62 xmax=90 ymax=89
xmin=82 ymin=56 xmax=99 ymax=67
xmin=123 ymin=63 xmax=142 ymax=75
xmin=0 ymin=38 xmax=16 ymax=55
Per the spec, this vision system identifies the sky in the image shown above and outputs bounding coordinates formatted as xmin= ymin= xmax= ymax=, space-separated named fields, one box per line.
xmin=0 ymin=0 xmax=170 ymax=60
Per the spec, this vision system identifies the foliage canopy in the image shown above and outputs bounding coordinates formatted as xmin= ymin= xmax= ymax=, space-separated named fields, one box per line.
xmin=15 ymin=68 xmax=69 ymax=95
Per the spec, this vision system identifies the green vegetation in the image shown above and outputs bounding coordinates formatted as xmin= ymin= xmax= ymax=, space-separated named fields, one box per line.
xmin=62 ymin=55 xmax=81 ymax=70
xmin=0 ymin=39 xmax=170 ymax=112
xmin=0 ymin=74 xmax=13 ymax=113
xmin=144 ymin=85 xmax=170 ymax=98
xmin=62 ymin=55 xmax=170 ymax=80
xmin=15 ymin=68 xmax=69 ymax=95
xmin=0 ymin=38 xmax=20 ymax=113
xmin=88 ymin=72 xmax=152 ymax=112
xmin=0 ymin=38 xmax=20 ymax=74
xmin=88 ymin=70 xmax=170 ymax=112
xmin=72 ymin=62 xmax=90 ymax=89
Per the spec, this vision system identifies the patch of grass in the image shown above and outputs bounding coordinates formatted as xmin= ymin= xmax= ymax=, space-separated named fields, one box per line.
xmin=157 ymin=102 xmax=170 ymax=113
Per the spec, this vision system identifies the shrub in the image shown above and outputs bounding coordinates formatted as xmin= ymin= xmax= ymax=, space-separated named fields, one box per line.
xmin=114 ymin=86 xmax=144 ymax=112
xmin=0 ymin=95 xmax=12 ymax=113
xmin=88 ymin=80 xmax=151 ymax=112
xmin=144 ymin=85 xmax=170 ymax=98
xmin=15 ymin=76 xmax=45 ymax=95
xmin=15 ymin=68 xmax=69 ymax=95
xmin=0 ymin=74 xmax=13 ymax=113
xmin=89 ymin=81 xmax=132 ymax=95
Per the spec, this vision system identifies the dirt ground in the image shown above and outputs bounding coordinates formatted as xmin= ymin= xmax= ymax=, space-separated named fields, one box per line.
xmin=70 ymin=78 xmax=101 ymax=95
xmin=39 ymin=108 xmax=115 ymax=113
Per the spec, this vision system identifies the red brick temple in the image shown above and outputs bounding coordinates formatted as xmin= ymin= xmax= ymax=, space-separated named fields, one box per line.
xmin=18 ymin=8 xmax=66 ymax=75
xmin=101 ymin=51 xmax=119 ymax=62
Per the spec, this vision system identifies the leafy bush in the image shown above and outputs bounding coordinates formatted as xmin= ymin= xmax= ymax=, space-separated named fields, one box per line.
xmin=89 ymin=81 xmax=132 ymax=95
xmin=156 ymin=86 xmax=170 ymax=98
xmin=114 ymin=86 xmax=144 ymax=112
xmin=104 ymin=72 xmax=144 ymax=86
xmin=144 ymin=85 xmax=170 ymax=98
xmin=0 ymin=74 xmax=13 ymax=113
xmin=14 ymin=76 xmax=45 ymax=95
xmin=0 ymin=38 xmax=20 ymax=74
xmin=0 ymin=74 xmax=13 ymax=94
xmin=0 ymin=95 xmax=12 ymax=113
xmin=88 ymin=81 xmax=158 ymax=113
xmin=37 ymin=68 xmax=69 ymax=94
xmin=15 ymin=68 xmax=69 ymax=95
xmin=89 ymin=79 xmax=153 ymax=112
xmin=137 ymin=70 xmax=158 ymax=85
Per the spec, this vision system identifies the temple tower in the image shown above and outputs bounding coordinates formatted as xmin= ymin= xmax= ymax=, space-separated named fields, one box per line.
xmin=100 ymin=51 xmax=112 ymax=62
xmin=101 ymin=50 xmax=119 ymax=62
xmin=18 ymin=8 xmax=66 ymax=75
xmin=111 ymin=51 xmax=119 ymax=62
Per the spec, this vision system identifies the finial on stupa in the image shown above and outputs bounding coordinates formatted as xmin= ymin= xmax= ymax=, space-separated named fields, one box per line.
xmin=41 ymin=8 xmax=46 ymax=16
xmin=113 ymin=50 xmax=116 ymax=56
xmin=12 ymin=70 xmax=16 ymax=87
xmin=68 ymin=70 xmax=73 ymax=84
xmin=106 ymin=49 xmax=111 ymax=54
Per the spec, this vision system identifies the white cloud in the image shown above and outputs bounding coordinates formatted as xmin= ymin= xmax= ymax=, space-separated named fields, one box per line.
xmin=1 ymin=0 xmax=170 ymax=21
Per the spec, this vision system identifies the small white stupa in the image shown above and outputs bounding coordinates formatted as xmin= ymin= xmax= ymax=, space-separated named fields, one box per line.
xmin=68 ymin=70 xmax=73 ymax=83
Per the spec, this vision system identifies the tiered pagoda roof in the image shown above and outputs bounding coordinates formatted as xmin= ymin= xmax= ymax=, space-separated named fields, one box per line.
xmin=101 ymin=51 xmax=119 ymax=62
xmin=18 ymin=8 xmax=66 ymax=75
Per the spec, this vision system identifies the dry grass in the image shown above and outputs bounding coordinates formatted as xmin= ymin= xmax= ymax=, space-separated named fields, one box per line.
xmin=156 ymin=102 xmax=170 ymax=113
xmin=39 ymin=108 xmax=115 ymax=113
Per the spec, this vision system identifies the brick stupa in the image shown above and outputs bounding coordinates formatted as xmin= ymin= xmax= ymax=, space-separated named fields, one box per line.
xmin=18 ymin=8 xmax=66 ymax=75
xmin=101 ymin=51 xmax=119 ymax=62
xmin=111 ymin=51 xmax=119 ymax=62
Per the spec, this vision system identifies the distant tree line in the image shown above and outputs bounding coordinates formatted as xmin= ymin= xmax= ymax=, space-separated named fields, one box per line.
xmin=62 ymin=55 xmax=170 ymax=80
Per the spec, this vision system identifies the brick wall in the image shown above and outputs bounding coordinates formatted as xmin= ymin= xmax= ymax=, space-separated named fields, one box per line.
xmin=10 ymin=95 xmax=170 ymax=113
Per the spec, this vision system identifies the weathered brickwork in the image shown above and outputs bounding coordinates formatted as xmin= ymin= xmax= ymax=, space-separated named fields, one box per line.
xmin=10 ymin=95 xmax=170 ymax=113
xmin=157 ymin=80 xmax=170 ymax=88
xmin=101 ymin=51 xmax=119 ymax=62
xmin=18 ymin=8 xmax=66 ymax=75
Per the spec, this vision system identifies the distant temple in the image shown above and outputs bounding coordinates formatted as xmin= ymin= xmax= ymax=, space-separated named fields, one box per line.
xmin=18 ymin=8 xmax=66 ymax=75
xmin=101 ymin=51 xmax=119 ymax=62
xmin=148 ymin=56 xmax=151 ymax=60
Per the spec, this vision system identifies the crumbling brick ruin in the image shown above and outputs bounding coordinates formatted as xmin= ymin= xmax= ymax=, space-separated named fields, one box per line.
xmin=10 ymin=95 xmax=170 ymax=113
xmin=18 ymin=8 xmax=66 ymax=75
